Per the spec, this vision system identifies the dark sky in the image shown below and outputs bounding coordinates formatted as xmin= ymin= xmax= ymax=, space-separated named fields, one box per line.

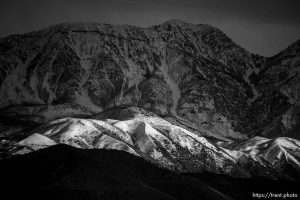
xmin=0 ymin=0 xmax=299 ymax=56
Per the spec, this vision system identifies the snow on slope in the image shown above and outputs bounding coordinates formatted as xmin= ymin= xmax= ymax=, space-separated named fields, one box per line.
xmin=31 ymin=118 xmax=139 ymax=156
xmin=7 ymin=133 xmax=57 ymax=156
xmin=18 ymin=133 xmax=56 ymax=150
xmin=1 ymin=20 xmax=299 ymax=141
xmin=227 ymin=136 xmax=300 ymax=178
xmin=10 ymin=108 xmax=251 ymax=176
xmin=160 ymin=57 xmax=181 ymax=117
xmin=0 ymin=21 xmax=254 ymax=140
xmin=114 ymin=120 xmax=171 ymax=162
xmin=8 ymin=107 xmax=296 ymax=179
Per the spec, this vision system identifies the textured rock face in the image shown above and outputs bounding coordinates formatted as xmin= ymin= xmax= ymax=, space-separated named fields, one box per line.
xmin=226 ymin=136 xmax=300 ymax=180
xmin=0 ymin=20 xmax=299 ymax=141
xmin=243 ymin=41 xmax=300 ymax=139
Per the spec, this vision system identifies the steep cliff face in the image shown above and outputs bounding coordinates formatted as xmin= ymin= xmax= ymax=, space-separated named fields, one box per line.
xmin=0 ymin=20 xmax=299 ymax=141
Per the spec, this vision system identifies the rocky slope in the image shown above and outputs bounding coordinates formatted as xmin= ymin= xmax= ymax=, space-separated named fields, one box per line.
xmin=0 ymin=20 xmax=299 ymax=141
xmin=226 ymin=136 xmax=300 ymax=180
xmin=2 ymin=107 xmax=246 ymax=176
xmin=1 ymin=106 xmax=298 ymax=181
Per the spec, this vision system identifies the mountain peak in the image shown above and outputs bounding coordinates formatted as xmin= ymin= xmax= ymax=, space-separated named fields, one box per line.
xmin=162 ymin=19 xmax=190 ymax=26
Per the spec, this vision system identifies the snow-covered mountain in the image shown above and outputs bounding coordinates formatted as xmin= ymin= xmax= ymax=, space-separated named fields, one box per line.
xmin=0 ymin=20 xmax=300 ymax=181
xmin=225 ymin=136 xmax=300 ymax=180
xmin=0 ymin=20 xmax=299 ymax=141
xmin=1 ymin=106 xmax=296 ymax=180
xmin=6 ymin=107 xmax=245 ymax=175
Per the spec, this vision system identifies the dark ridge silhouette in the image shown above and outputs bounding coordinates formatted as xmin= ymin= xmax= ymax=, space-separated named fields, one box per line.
xmin=0 ymin=144 xmax=299 ymax=200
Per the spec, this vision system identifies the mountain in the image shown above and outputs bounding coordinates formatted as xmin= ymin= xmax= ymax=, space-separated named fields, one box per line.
xmin=1 ymin=106 xmax=297 ymax=181
xmin=0 ymin=20 xmax=300 ymax=190
xmin=1 ymin=144 xmax=299 ymax=200
xmin=0 ymin=20 xmax=299 ymax=141
xmin=1 ymin=107 xmax=251 ymax=176
xmin=226 ymin=136 xmax=300 ymax=180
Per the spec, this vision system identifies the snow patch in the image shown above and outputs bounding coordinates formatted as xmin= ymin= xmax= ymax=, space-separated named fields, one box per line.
xmin=19 ymin=133 xmax=56 ymax=150
xmin=160 ymin=59 xmax=181 ymax=117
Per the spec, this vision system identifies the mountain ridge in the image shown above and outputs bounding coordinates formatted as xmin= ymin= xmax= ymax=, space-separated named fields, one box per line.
xmin=0 ymin=106 xmax=298 ymax=181
xmin=0 ymin=19 xmax=299 ymax=140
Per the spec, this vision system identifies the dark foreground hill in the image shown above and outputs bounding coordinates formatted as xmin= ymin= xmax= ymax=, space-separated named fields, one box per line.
xmin=0 ymin=144 xmax=299 ymax=200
